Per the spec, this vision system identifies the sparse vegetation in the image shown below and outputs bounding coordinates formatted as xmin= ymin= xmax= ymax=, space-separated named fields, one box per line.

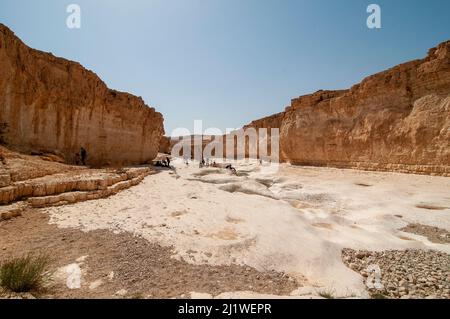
xmin=130 ymin=292 xmax=145 ymax=299
xmin=343 ymin=291 xmax=358 ymax=298
xmin=317 ymin=288 xmax=336 ymax=299
xmin=0 ymin=254 xmax=51 ymax=293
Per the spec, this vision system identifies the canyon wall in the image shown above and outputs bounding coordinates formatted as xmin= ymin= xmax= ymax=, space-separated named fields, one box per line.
xmin=159 ymin=136 xmax=172 ymax=154
xmin=247 ymin=41 xmax=450 ymax=176
xmin=244 ymin=112 xmax=285 ymax=132
xmin=0 ymin=24 xmax=164 ymax=166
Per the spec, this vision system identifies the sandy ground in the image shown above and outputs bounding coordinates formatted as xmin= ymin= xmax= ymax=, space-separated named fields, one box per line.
xmin=0 ymin=211 xmax=299 ymax=299
xmin=40 ymin=159 xmax=450 ymax=298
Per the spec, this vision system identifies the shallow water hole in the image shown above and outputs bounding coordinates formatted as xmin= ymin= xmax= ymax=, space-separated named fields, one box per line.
xmin=415 ymin=204 xmax=448 ymax=211
xmin=355 ymin=183 xmax=373 ymax=187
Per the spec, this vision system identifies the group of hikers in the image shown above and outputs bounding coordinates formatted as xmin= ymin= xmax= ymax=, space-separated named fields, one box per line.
xmin=201 ymin=158 xmax=237 ymax=175
xmin=70 ymin=146 xmax=245 ymax=177
xmin=73 ymin=147 xmax=239 ymax=176
xmin=199 ymin=157 xmax=216 ymax=168
xmin=154 ymin=156 xmax=171 ymax=168
xmin=181 ymin=156 xmax=237 ymax=175
xmin=74 ymin=146 xmax=246 ymax=177
xmin=224 ymin=164 xmax=237 ymax=175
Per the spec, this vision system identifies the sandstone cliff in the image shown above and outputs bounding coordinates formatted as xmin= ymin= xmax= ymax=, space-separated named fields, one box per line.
xmin=247 ymin=41 xmax=450 ymax=176
xmin=244 ymin=112 xmax=284 ymax=131
xmin=159 ymin=136 xmax=172 ymax=154
xmin=0 ymin=24 xmax=164 ymax=166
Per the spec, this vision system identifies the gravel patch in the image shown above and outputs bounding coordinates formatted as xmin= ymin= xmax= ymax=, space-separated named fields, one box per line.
xmin=342 ymin=249 xmax=450 ymax=299
xmin=400 ymin=224 xmax=450 ymax=244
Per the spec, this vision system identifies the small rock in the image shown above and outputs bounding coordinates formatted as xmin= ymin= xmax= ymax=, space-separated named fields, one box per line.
xmin=115 ymin=289 xmax=128 ymax=296
xmin=89 ymin=279 xmax=103 ymax=290
xmin=356 ymin=252 xmax=367 ymax=259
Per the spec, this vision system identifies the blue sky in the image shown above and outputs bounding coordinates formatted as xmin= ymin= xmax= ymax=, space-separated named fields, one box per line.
xmin=1 ymin=0 xmax=449 ymax=135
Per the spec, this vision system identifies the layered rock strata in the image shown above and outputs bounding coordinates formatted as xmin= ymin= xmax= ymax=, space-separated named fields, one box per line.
xmin=249 ymin=41 xmax=450 ymax=176
xmin=0 ymin=167 xmax=153 ymax=221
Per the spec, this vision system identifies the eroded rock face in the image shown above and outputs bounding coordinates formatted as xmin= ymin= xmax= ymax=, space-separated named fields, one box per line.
xmin=159 ymin=136 xmax=172 ymax=154
xmin=0 ymin=160 xmax=10 ymax=188
xmin=0 ymin=167 xmax=153 ymax=221
xmin=244 ymin=113 xmax=284 ymax=132
xmin=248 ymin=41 xmax=450 ymax=176
xmin=0 ymin=24 xmax=164 ymax=166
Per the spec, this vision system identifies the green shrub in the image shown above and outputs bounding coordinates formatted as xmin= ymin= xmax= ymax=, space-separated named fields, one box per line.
xmin=0 ymin=254 xmax=50 ymax=292
xmin=317 ymin=288 xmax=336 ymax=299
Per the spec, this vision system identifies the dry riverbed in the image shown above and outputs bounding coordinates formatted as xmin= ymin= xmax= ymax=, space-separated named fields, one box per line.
xmin=0 ymin=210 xmax=299 ymax=299
xmin=1 ymin=159 xmax=449 ymax=299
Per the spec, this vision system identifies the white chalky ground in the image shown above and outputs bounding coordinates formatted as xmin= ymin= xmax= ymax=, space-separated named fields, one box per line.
xmin=45 ymin=159 xmax=450 ymax=298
